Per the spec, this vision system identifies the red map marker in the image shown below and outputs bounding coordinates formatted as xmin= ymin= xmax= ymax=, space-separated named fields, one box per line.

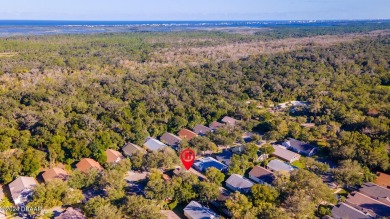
xmin=180 ymin=148 xmax=196 ymax=170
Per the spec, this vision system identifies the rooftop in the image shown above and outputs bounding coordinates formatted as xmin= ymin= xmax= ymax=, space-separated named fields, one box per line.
xmin=193 ymin=157 xmax=228 ymax=173
xmin=160 ymin=132 xmax=182 ymax=146
xmin=105 ymin=149 xmax=124 ymax=163
xmin=55 ymin=207 xmax=86 ymax=219
xmin=209 ymin=121 xmax=224 ymax=130
xmin=284 ymin=138 xmax=317 ymax=155
xmin=346 ymin=192 xmax=390 ymax=218
xmin=221 ymin=116 xmax=238 ymax=126
xmin=193 ymin=124 xmax=212 ymax=135
xmin=42 ymin=168 xmax=68 ymax=183
xmin=331 ymin=203 xmax=372 ymax=219
xmin=267 ymin=159 xmax=295 ymax=173
xmin=184 ymin=201 xmax=219 ymax=219
xmin=375 ymin=172 xmax=390 ymax=189
xmin=76 ymin=158 xmax=103 ymax=172
xmin=9 ymin=176 xmax=37 ymax=203
xmin=272 ymin=145 xmax=301 ymax=162
xmin=122 ymin=142 xmax=145 ymax=156
xmin=178 ymin=128 xmax=198 ymax=140
xmin=225 ymin=174 xmax=254 ymax=192
xmin=359 ymin=182 xmax=390 ymax=206
xmin=248 ymin=166 xmax=275 ymax=184
xmin=215 ymin=150 xmax=233 ymax=165
xmin=144 ymin=138 xmax=167 ymax=151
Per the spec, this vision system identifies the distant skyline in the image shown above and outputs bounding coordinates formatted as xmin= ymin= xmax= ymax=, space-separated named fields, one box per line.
xmin=0 ymin=0 xmax=389 ymax=21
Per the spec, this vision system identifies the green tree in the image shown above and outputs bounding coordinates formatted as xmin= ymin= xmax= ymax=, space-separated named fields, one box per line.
xmin=226 ymin=192 xmax=253 ymax=219
xmin=198 ymin=182 xmax=220 ymax=204
xmin=205 ymin=167 xmax=225 ymax=185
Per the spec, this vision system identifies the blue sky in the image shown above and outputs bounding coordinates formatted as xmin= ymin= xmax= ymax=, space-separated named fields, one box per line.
xmin=0 ymin=0 xmax=389 ymax=20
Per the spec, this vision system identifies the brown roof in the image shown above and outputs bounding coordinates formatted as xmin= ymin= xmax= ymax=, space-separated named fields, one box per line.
xmin=375 ymin=172 xmax=390 ymax=188
xmin=209 ymin=121 xmax=224 ymax=130
xmin=76 ymin=158 xmax=103 ymax=172
xmin=105 ymin=149 xmax=124 ymax=163
xmin=221 ymin=116 xmax=238 ymax=126
xmin=248 ymin=166 xmax=275 ymax=184
xmin=178 ymin=128 xmax=198 ymax=140
xmin=55 ymin=207 xmax=86 ymax=219
xmin=42 ymin=168 xmax=68 ymax=183
xmin=272 ymin=145 xmax=301 ymax=162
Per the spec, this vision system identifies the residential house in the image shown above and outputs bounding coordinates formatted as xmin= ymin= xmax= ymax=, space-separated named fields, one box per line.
xmin=267 ymin=159 xmax=295 ymax=173
xmin=375 ymin=172 xmax=390 ymax=189
xmin=345 ymin=192 xmax=390 ymax=218
xmin=248 ymin=166 xmax=275 ymax=185
xmin=55 ymin=207 xmax=86 ymax=219
xmin=211 ymin=187 xmax=232 ymax=218
xmin=160 ymin=210 xmax=181 ymax=219
xmin=193 ymin=157 xmax=229 ymax=173
xmin=160 ymin=132 xmax=182 ymax=147
xmin=122 ymin=142 xmax=145 ymax=156
xmin=9 ymin=176 xmax=37 ymax=205
xmin=193 ymin=124 xmax=212 ymax=136
xmin=271 ymin=145 xmax=301 ymax=163
xmin=178 ymin=129 xmax=198 ymax=141
xmin=42 ymin=167 xmax=69 ymax=183
xmin=209 ymin=121 xmax=224 ymax=130
xmin=76 ymin=158 xmax=103 ymax=173
xmin=215 ymin=150 xmax=233 ymax=165
xmin=105 ymin=149 xmax=124 ymax=163
xmin=331 ymin=203 xmax=372 ymax=219
xmin=144 ymin=138 xmax=167 ymax=152
xmin=221 ymin=116 xmax=238 ymax=126
xmin=184 ymin=201 xmax=219 ymax=219
xmin=359 ymin=182 xmax=390 ymax=206
xmin=282 ymin=138 xmax=317 ymax=156
xmin=225 ymin=174 xmax=254 ymax=194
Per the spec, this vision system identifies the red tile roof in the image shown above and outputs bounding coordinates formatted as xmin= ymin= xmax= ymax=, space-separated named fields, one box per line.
xmin=42 ymin=168 xmax=68 ymax=183
xmin=375 ymin=172 xmax=390 ymax=188
xmin=178 ymin=128 xmax=198 ymax=140
xmin=76 ymin=158 xmax=103 ymax=172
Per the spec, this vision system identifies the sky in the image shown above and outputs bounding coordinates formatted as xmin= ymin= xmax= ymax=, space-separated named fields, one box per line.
xmin=0 ymin=0 xmax=389 ymax=21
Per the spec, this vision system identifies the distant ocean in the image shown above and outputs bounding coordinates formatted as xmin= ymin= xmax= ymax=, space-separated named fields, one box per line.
xmin=0 ymin=20 xmax=388 ymax=37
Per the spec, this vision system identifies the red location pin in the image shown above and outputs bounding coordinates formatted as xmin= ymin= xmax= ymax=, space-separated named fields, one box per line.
xmin=180 ymin=148 xmax=196 ymax=170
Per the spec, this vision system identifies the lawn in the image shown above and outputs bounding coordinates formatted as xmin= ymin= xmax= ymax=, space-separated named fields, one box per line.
xmin=292 ymin=160 xmax=305 ymax=169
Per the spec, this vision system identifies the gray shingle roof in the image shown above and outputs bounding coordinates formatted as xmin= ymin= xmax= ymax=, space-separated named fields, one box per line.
xmin=9 ymin=176 xmax=37 ymax=204
xmin=160 ymin=132 xmax=182 ymax=146
xmin=184 ymin=201 xmax=219 ymax=219
xmin=144 ymin=138 xmax=167 ymax=151
xmin=221 ymin=116 xmax=238 ymax=126
xmin=193 ymin=124 xmax=212 ymax=135
xmin=272 ymin=145 xmax=301 ymax=162
xmin=359 ymin=182 xmax=390 ymax=206
xmin=225 ymin=174 xmax=254 ymax=192
xmin=122 ymin=143 xmax=145 ymax=156
xmin=249 ymin=166 xmax=275 ymax=184
xmin=267 ymin=159 xmax=295 ymax=172
xmin=346 ymin=192 xmax=390 ymax=218
xmin=284 ymin=138 xmax=317 ymax=155
xmin=332 ymin=203 xmax=372 ymax=219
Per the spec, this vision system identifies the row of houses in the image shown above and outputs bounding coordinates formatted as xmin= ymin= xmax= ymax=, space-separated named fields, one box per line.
xmin=331 ymin=182 xmax=390 ymax=219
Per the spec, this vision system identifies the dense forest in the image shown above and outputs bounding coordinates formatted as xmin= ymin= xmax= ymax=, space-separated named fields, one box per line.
xmin=0 ymin=25 xmax=389 ymax=218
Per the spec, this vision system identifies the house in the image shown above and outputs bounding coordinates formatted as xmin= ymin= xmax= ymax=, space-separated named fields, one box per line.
xmin=221 ymin=116 xmax=238 ymax=126
xmin=267 ymin=159 xmax=295 ymax=173
xmin=248 ymin=166 xmax=275 ymax=185
xmin=42 ymin=167 xmax=69 ymax=183
xmin=211 ymin=187 xmax=232 ymax=217
xmin=193 ymin=124 xmax=212 ymax=136
xmin=209 ymin=121 xmax=224 ymax=130
xmin=215 ymin=150 xmax=233 ymax=165
xmin=331 ymin=203 xmax=372 ymax=219
xmin=282 ymin=138 xmax=317 ymax=156
xmin=8 ymin=176 xmax=37 ymax=205
xmin=160 ymin=210 xmax=181 ymax=219
xmin=122 ymin=142 xmax=145 ymax=156
xmin=193 ymin=157 xmax=228 ymax=173
xmin=225 ymin=174 xmax=254 ymax=194
xmin=160 ymin=132 xmax=182 ymax=147
xmin=55 ymin=207 xmax=86 ymax=219
xmin=359 ymin=182 xmax=390 ymax=206
xmin=184 ymin=201 xmax=219 ymax=219
xmin=345 ymin=192 xmax=390 ymax=218
xmin=178 ymin=129 xmax=198 ymax=141
xmin=375 ymin=172 xmax=390 ymax=189
xmin=105 ymin=149 xmax=124 ymax=163
xmin=76 ymin=158 xmax=103 ymax=173
xmin=144 ymin=138 xmax=167 ymax=152
xmin=271 ymin=145 xmax=301 ymax=163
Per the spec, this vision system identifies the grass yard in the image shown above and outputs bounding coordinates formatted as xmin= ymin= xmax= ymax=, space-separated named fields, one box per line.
xmin=292 ymin=160 xmax=305 ymax=169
